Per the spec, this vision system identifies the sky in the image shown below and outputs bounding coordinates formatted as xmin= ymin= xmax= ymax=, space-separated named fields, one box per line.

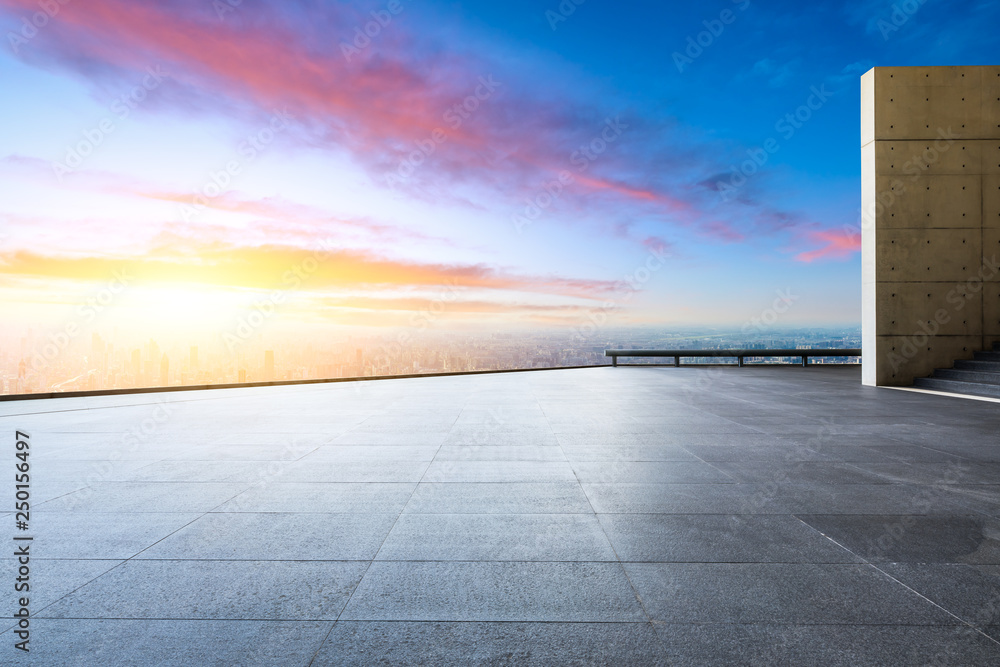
xmin=1 ymin=0 xmax=998 ymax=342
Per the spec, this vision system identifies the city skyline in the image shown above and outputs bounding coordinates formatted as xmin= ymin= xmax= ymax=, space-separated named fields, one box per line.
xmin=1 ymin=324 xmax=862 ymax=394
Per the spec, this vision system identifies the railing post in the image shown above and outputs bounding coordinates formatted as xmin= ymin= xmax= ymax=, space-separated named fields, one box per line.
xmin=674 ymin=356 xmax=679 ymax=367
xmin=612 ymin=355 xmax=617 ymax=367
xmin=738 ymin=355 xmax=743 ymax=367
xmin=802 ymin=355 xmax=808 ymax=367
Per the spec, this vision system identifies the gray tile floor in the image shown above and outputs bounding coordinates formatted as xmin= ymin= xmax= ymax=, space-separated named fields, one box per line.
xmin=2 ymin=366 xmax=1000 ymax=665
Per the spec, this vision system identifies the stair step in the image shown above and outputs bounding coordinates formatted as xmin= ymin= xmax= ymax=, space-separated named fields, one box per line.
xmin=975 ymin=351 xmax=1000 ymax=362
xmin=913 ymin=377 xmax=1000 ymax=398
xmin=933 ymin=368 xmax=1000 ymax=385
xmin=954 ymin=359 xmax=1000 ymax=372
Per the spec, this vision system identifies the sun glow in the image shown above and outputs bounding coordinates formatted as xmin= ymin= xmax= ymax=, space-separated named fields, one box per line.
xmin=114 ymin=284 xmax=257 ymax=335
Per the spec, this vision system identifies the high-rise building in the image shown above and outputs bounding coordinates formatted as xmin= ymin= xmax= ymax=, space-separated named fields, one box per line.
xmin=264 ymin=350 xmax=275 ymax=381
xmin=190 ymin=346 xmax=199 ymax=370
xmin=160 ymin=353 xmax=169 ymax=386
xmin=91 ymin=333 xmax=105 ymax=372
xmin=131 ymin=349 xmax=141 ymax=385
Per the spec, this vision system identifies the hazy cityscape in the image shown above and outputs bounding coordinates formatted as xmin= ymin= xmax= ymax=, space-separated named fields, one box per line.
xmin=0 ymin=326 xmax=862 ymax=396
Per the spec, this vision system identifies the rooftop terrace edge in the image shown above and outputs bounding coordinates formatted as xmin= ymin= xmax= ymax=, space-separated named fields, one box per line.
xmin=0 ymin=363 xmax=860 ymax=403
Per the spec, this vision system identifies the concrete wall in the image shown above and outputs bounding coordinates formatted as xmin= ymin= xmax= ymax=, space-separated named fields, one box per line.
xmin=861 ymin=66 xmax=1000 ymax=386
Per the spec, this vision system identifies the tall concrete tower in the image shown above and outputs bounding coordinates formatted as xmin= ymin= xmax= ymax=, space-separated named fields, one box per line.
xmin=862 ymin=66 xmax=1000 ymax=385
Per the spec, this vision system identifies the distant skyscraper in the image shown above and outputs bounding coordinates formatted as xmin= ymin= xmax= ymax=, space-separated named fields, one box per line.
xmin=148 ymin=339 xmax=160 ymax=371
xmin=190 ymin=346 xmax=199 ymax=369
xmin=160 ymin=353 xmax=169 ymax=386
xmin=264 ymin=350 xmax=275 ymax=381
xmin=91 ymin=333 xmax=105 ymax=372
xmin=238 ymin=368 xmax=247 ymax=383
xmin=131 ymin=349 xmax=141 ymax=384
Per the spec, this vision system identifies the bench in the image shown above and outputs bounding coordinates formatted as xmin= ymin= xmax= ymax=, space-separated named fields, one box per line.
xmin=604 ymin=349 xmax=862 ymax=367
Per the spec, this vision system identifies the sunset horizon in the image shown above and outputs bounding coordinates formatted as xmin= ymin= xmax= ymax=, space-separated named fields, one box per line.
xmin=2 ymin=0 xmax=995 ymax=393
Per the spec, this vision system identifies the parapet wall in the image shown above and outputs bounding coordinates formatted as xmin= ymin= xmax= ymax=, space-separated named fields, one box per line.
xmin=862 ymin=66 xmax=1000 ymax=386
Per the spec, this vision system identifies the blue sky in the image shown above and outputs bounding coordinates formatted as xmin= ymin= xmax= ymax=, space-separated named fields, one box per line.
xmin=0 ymin=0 xmax=997 ymax=337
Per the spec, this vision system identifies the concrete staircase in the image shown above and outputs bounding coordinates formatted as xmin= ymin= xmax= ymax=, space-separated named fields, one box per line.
xmin=913 ymin=342 xmax=1000 ymax=399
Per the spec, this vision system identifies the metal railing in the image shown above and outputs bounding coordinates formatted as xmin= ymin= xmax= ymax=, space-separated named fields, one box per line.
xmin=605 ymin=349 xmax=862 ymax=367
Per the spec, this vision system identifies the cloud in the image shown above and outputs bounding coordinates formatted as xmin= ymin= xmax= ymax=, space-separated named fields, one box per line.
xmin=640 ymin=236 xmax=673 ymax=254
xmin=135 ymin=189 xmax=456 ymax=246
xmin=751 ymin=57 xmax=798 ymax=88
xmin=0 ymin=156 xmax=463 ymax=251
xmin=0 ymin=243 xmax=620 ymax=298
xmin=0 ymin=0 xmax=819 ymax=248
xmin=794 ymin=229 xmax=860 ymax=262
xmin=318 ymin=296 xmax=588 ymax=316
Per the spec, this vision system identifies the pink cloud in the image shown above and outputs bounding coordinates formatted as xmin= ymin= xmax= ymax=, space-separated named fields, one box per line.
xmin=795 ymin=229 xmax=861 ymax=262
xmin=0 ymin=1 xmax=708 ymax=219
xmin=0 ymin=0 xmax=828 ymax=251
xmin=134 ymin=189 xmax=456 ymax=247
